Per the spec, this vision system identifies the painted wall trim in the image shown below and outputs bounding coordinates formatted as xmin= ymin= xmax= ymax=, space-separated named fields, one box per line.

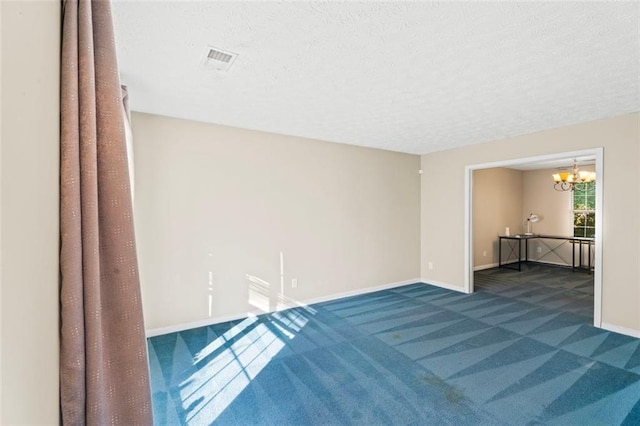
xmin=422 ymin=278 xmax=468 ymax=294
xmin=464 ymin=147 xmax=604 ymax=328
xmin=146 ymin=277 xmax=421 ymax=337
xmin=473 ymin=263 xmax=499 ymax=271
xmin=473 ymin=260 xmax=588 ymax=272
xmin=601 ymin=322 xmax=640 ymax=339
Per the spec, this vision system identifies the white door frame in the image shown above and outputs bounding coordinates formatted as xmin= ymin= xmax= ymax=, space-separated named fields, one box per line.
xmin=463 ymin=147 xmax=604 ymax=328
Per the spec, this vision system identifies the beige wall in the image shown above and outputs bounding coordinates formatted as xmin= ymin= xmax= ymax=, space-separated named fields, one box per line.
xmin=522 ymin=168 xmax=574 ymax=236
xmin=422 ymin=113 xmax=640 ymax=331
xmin=132 ymin=113 xmax=421 ymax=331
xmin=1 ymin=1 xmax=60 ymax=424
xmin=472 ymin=168 xmax=523 ymax=267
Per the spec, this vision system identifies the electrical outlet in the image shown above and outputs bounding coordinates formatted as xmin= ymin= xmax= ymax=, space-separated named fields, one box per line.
xmin=537 ymin=247 xmax=542 ymax=254
xmin=291 ymin=278 xmax=298 ymax=288
xmin=483 ymin=250 xmax=487 ymax=257
xmin=428 ymin=262 xmax=433 ymax=270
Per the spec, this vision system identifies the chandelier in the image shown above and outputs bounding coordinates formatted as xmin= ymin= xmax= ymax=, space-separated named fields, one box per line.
xmin=552 ymin=160 xmax=595 ymax=191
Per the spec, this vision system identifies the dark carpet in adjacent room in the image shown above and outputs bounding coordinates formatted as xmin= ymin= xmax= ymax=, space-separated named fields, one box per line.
xmin=148 ymin=264 xmax=640 ymax=425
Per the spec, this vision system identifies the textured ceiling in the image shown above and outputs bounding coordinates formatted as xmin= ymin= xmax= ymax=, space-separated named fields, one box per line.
xmin=112 ymin=1 xmax=639 ymax=155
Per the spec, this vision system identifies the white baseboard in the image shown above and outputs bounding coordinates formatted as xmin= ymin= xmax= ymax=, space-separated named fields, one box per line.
xmin=473 ymin=263 xmax=499 ymax=271
xmin=421 ymin=278 xmax=468 ymax=294
xmin=600 ymin=322 xmax=640 ymax=338
xmin=459 ymin=259 xmax=571 ymax=274
xmin=474 ymin=260 xmax=580 ymax=271
xmin=532 ymin=259 xmax=573 ymax=268
xmin=146 ymin=277 xmax=421 ymax=337
xmin=146 ymin=312 xmax=258 ymax=338
xmin=293 ymin=277 xmax=421 ymax=307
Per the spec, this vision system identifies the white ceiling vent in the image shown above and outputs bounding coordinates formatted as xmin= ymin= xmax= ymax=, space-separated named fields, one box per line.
xmin=201 ymin=46 xmax=238 ymax=72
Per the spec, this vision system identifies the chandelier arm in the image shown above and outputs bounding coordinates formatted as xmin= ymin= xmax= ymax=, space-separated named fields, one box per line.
xmin=554 ymin=181 xmax=575 ymax=191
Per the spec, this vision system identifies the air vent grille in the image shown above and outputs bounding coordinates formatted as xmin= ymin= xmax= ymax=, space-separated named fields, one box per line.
xmin=207 ymin=49 xmax=233 ymax=63
xmin=201 ymin=46 xmax=238 ymax=72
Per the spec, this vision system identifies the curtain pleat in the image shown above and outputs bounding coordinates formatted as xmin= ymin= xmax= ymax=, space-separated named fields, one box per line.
xmin=60 ymin=1 xmax=152 ymax=424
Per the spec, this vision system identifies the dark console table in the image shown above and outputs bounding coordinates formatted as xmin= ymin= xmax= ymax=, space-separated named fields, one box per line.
xmin=498 ymin=234 xmax=594 ymax=272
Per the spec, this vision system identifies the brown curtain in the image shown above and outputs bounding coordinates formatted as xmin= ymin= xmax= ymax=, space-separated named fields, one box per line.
xmin=60 ymin=0 xmax=152 ymax=424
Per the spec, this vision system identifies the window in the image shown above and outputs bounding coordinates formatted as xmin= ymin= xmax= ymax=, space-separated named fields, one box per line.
xmin=573 ymin=181 xmax=595 ymax=238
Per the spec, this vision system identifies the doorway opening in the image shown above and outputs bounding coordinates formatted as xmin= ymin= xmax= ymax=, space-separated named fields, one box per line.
xmin=464 ymin=148 xmax=603 ymax=327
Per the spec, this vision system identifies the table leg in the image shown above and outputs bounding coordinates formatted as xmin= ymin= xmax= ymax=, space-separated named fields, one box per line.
xmin=580 ymin=241 xmax=584 ymax=270
xmin=518 ymin=239 xmax=522 ymax=271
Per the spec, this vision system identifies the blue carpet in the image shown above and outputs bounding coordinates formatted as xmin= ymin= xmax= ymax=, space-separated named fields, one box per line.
xmin=148 ymin=265 xmax=640 ymax=425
